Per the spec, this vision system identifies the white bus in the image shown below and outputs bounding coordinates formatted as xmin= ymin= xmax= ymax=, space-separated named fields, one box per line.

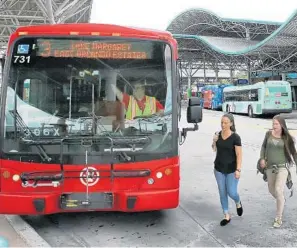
xmin=222 ymin=81 xmax=292 ymax=118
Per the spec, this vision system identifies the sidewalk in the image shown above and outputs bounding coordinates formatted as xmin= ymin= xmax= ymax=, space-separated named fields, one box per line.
xmin=0 ymin=215 xmax=28 ymax=247
xmin=0 ymin=215 xmax=50 ymax=247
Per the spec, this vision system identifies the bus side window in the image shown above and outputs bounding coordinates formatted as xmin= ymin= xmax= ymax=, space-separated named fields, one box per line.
xmin=250 ymin=89 xmax=258 ymax=101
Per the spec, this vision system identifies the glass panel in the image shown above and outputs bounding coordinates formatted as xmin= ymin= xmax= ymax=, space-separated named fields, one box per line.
xmin=3 ymin=37 xmax=174 ymax=162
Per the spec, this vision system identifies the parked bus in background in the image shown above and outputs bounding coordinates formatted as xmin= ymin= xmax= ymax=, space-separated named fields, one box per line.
xmin=201 ymin=85 xmax=213 ymax=109
xmin=210 ymin=84 xmax=232 ymax=110
xmin=222 ymin=80 xmax=292 ymax=117
xmin=202 ymin=84 xmax=232 ymax=110
xmin=0 ymin=23 xmax=202 ymax=215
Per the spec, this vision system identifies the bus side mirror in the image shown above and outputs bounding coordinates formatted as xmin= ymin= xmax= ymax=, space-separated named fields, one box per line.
xmin=180 ymin=97 xmax=203 ymax=145
xmin=187 ymin=97 xmax=202 ymax=123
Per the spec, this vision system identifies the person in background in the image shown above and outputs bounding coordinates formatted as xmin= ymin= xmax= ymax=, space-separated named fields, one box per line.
xmin=259 ymin=115 xmax=297 ymax=228
xmin=212 ymin=113 xmax=243 ymax=226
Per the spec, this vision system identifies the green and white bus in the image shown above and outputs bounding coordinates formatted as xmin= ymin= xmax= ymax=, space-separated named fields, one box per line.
xmin=222 ymin=81 xmax=292 ymax=118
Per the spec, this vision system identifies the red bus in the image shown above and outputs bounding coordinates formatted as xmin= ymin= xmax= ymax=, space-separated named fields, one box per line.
xmin=0 ymin=24 xmax=202 ymax=215
xmin=201 ymin=85 xmax=214 ymax=109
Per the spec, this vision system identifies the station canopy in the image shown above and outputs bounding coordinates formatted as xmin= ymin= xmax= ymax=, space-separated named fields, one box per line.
xmin=0 ymin=0 xmax=93 ymax=57
xmin=166 ymin=9 xmax=297 ymax=73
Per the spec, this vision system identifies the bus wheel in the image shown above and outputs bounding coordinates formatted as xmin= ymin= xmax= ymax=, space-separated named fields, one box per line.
xmin=248 ymin=106 xmax=254 ymax=118
xmin=227 ymin=105 xmax=230 ymax=113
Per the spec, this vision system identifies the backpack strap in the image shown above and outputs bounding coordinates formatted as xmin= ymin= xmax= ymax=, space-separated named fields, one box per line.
xmin=263 ymin=130 xmax=271 ymax=161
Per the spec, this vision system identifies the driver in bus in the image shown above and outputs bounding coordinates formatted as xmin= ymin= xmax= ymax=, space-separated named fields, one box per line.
xmin=111 ymin=79 xmax=164 ymax=120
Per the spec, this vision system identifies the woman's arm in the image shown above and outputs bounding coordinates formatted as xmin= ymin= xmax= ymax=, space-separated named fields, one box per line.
xmin=234 ymin=133 xmax=242 ymax=171
xmin=235 ymin=145 xmax=242 ymax=171
xmin=211 ymin=132 xmax=219 ymax=152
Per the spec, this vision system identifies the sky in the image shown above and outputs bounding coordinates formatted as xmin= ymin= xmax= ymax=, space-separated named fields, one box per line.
xmin=90 ymin=0 xmax=297 ymax=30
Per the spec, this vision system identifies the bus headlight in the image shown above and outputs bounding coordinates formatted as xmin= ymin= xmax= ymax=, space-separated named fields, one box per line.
xmin=156 ymin=172 xmax=163 ymax=178
xmin=12 ymin=174 xmax=20 ymax=181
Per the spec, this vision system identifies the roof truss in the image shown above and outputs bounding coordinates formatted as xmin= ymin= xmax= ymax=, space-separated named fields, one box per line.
xmin=167 ymin=9 xmax=297 ymax=78
xmin=0 ymin=0 xmax=93 ymax=55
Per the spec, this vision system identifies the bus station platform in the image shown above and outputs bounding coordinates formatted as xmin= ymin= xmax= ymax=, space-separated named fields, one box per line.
xmin=0 ymin=215 xmax=50 ymax=247
xmin=0 ymin=215 xmax=28 ymax=247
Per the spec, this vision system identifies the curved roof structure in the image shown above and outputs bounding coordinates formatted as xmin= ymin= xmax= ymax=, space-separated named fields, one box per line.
xmin=166 ymin=8 xmax=297 ymax=73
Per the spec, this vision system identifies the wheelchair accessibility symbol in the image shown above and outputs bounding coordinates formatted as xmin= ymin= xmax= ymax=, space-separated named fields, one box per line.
xmin=80 ymin=167 xmax=100 ymax=186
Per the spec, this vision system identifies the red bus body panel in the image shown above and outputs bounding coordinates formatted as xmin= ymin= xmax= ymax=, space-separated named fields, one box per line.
xmin=1 ymin=23 xmax=179 ymax=214
xmin=0 ymin=157 xmax=179 ymax=214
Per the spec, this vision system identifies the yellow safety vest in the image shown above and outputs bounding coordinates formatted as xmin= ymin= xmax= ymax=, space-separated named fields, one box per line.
xmin=125 ymin=95 xmax=156 ymax=120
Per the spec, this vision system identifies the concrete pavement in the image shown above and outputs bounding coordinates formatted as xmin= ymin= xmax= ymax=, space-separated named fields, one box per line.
xmin=0 ymin=215 xmax=50 ymax=247
xmin=0 ymin=215 xmax=28 ymax=247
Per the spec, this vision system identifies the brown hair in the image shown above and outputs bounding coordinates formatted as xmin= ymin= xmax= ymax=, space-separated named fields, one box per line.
xmin=273 ymin=115 xmax=296 ymax=163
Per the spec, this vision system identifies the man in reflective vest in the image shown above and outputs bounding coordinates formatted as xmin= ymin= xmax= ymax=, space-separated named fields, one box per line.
xmin=111 ymin=82 xmax=164 ymax=120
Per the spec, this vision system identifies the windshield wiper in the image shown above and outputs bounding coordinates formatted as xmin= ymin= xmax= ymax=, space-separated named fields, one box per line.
xmin=21 ymin=138 xmax=61 ymax=145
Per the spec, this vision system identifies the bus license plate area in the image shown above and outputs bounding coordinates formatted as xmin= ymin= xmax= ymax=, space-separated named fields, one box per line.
xmin=60 ymin=193 xmax=113 ymax=210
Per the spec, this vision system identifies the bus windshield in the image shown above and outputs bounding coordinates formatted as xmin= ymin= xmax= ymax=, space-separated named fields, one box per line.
xmin=2 ymin=37 xmax=174 ymax=163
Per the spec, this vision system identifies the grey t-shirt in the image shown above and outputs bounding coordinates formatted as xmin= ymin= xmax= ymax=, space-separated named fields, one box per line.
xmin=260 ymin=131 xmax=296 ymax=168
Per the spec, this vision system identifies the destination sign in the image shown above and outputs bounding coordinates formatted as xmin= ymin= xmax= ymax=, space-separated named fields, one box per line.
xmin=36 ymin=39 xmax=153 ymax=59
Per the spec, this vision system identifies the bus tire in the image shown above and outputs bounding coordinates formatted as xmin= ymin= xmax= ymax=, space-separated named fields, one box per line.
xmin=248 ymin=106 xmax=254 ymax=118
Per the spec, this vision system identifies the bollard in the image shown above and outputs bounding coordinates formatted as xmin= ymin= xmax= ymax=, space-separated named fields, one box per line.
xmin=0 ymin=237 xmax=9 ymax=247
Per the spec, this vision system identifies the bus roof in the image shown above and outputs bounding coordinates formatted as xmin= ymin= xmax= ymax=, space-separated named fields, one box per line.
xmin=262 ymin=80 xmax=291 ymax=86
xmin=8 ymin=23 xmax=177 ymax=59
xmin=13 ymin=23 xmax=174 ymax=41
xmin=223 ymin=81 xmax=291 ymax=92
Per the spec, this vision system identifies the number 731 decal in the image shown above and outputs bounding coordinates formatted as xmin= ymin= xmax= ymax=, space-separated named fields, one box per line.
xmin=13 ymin=55 xmax=31 ymax=64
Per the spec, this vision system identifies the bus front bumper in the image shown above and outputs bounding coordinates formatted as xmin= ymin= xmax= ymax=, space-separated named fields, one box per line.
xmin=262 ymin=108 xmax=292 ymax=114
xmin=0 ymin=189 xmax=179 ymax=215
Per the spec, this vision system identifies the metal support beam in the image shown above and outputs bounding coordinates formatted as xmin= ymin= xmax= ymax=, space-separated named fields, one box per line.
xmin=0 ymin=15 xmax=45 ymax=20
xmin=187 ymin=62 xmax=191 ymax=89
xmin=247 ymin=62 xmax=251 ymax=83
xmin=203 ymin=54 xmax=206 ymax=83
xmin=45 ymin=0 xmax=56 ymax=24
